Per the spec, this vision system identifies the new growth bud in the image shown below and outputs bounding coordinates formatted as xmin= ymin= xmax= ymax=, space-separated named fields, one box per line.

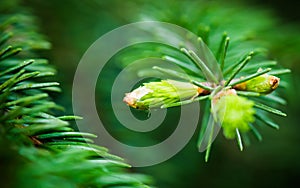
xmin=234 ymin=72 xmax=280 ymax=94
xmin=123 ymin=80 xmax=199 ymax=109
xmin=213 ymin=89 xmax=255 ymax=139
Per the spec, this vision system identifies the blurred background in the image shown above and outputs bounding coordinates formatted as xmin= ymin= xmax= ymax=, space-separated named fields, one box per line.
xmin=22 ymin=0 xmax=300 ymax=187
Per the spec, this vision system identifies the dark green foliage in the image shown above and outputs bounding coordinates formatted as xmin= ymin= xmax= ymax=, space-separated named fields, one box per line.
xmin=0 ymin=2 xmax=152 ymax=188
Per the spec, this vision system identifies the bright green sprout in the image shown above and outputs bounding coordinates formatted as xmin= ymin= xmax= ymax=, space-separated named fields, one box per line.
xmin=212 ymin=89 xmax=255 ymax=139
xmin=233 ymin=69 xmax=280 ymax=94
xmin=123 ymin=80 xmax=199 ymax=110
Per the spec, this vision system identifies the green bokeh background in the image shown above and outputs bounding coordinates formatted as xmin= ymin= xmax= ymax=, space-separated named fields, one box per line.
xmin=22 ymin=0 xmax=300 ymax=187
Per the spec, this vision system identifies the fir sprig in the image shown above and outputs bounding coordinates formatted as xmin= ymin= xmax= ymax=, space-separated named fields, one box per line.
xmin=121 ymin=0 xmax=290 ymax=161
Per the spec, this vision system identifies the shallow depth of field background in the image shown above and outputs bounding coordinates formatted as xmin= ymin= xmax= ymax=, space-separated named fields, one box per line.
xmin=24 ymin=0 xmax=300 ymax=187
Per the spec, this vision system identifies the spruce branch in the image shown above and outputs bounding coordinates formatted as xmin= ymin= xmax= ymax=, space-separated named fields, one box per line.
xmin=120 ymin=0 xmax=290 ymax=162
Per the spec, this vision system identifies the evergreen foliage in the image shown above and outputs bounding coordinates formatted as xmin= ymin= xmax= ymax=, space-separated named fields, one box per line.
xmin=1 ymin=0 xmax=297 ymax=187
xmin=0 ymin=2 xmax=152 ymax=188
